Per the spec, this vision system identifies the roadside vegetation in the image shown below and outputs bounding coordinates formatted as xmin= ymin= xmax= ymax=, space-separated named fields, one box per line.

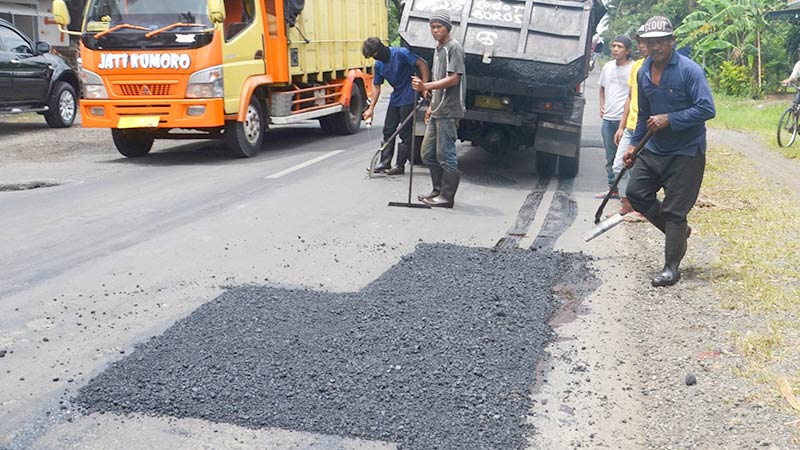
xmin=693 ymin=112 xmax=800 ymax=429
xmin=606 ymin=0 xmax=796 ymax=99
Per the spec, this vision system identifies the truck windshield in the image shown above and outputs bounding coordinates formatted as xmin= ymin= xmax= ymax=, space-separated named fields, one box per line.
xmin=85 ymin=0 xmax=212 ymax=32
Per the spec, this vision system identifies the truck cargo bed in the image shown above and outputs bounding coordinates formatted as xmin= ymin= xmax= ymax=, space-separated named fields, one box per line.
xmin=400 ymin=0 xmax=597 ymax=96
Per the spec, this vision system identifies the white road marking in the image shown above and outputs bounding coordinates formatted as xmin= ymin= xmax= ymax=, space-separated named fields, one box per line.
xmin=264 ymin=150 xmax=345 ymax=179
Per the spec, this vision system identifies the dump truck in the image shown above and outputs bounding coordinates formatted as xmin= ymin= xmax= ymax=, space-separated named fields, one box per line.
xmin=399 ymin=0 xmax=603 ymax=178
xmin=52 ymin=0 xmax=387 ymax=158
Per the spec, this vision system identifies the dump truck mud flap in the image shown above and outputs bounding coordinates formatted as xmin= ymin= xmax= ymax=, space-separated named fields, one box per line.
xmin=533 ymin=121 xmax=581 ymax=158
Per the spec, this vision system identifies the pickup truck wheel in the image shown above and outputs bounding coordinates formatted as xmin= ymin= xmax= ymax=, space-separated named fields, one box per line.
xmin=112 ymin=129 xmax=155 ymax=157
xmin=225 ymin=97 xmax=264 ymax=158
xmin=334 ymin=85 xmax=364 ymax=135
xmin=557 ymin=150 xmax=580 ymax=179
xmin=44 ymin=82 xmax=77 ymax=128
xmin=535 ymin=151 xmax=557 ymax=177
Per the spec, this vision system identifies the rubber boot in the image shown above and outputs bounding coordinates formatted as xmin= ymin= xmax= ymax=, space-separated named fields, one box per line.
xmin=418 ymin=166 xmax=444 ymax=201
xmin=375 ymin=141 xmax=393 ymax=172
xmin=423 ymin=170 xmax=460 ymax=208
xmin=640 ymin=202 xmax=692 ymax=239
xmin=641 ymin=200 xmax=666 ymax=234
xmin=387 ymin=141 xmax=410 ymax=175
xmin=651 ymin=221 xmax=688 ymax=287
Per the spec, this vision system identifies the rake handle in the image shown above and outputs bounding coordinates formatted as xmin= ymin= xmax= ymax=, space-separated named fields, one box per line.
xmin=593 ymin=130 xmax=653 ymax=224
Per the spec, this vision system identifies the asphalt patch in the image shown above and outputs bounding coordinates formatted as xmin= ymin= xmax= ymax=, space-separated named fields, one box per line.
xmin=0 ymin=181 xmax=61 ymax=192
xmin=75 ymin=244 xmax=595 ymax=449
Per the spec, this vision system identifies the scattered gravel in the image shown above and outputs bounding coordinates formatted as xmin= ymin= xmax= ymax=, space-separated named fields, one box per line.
xmin=74 ymin=243 xmax=595 ymax=449
xmin=623 ymin=224 xmax=797 ymax=449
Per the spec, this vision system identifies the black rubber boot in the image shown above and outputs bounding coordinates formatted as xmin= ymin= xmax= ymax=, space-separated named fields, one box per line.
xmin=395 ymin=141 xmax=410 ymax=168
xmin=642 ymin=201 xmax=666 ymax=234
xmin=418 ymin=166 xmax=444 ymax=200
xmin=651 ymin=221 xmax=688 ymax=287
xmin=379 ymin=140 xmax=394 ymax=167
xmin=423 ymin=170 xmax=460 ymax=208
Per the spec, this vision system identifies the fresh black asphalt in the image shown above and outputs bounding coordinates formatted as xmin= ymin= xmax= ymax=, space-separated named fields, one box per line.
xmin=75 ymin=243 xmax=595 ymax=449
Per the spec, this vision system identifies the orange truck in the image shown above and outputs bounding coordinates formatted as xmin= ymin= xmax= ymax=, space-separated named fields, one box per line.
xmin=52 ymin=0 xmax=387 ymax=157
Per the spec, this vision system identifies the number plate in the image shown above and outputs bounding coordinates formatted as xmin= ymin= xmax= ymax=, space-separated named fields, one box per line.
xmin=474 ymin=95 xmax=505 ymax=110
xmin=118 ymin=116 xmax=160 ymax=129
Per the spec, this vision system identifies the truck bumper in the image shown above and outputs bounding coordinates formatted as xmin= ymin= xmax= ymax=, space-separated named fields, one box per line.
xmin=79 ymin=99 xmax=226 ymax=129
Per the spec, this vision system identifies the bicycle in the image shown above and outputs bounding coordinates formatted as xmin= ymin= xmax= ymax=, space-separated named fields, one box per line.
xmin=777 ymin=83 xmax=800 ymax=147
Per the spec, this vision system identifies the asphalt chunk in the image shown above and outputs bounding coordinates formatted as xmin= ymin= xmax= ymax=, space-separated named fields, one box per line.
xmin=75 ymin=244 xmax=595 ymax=449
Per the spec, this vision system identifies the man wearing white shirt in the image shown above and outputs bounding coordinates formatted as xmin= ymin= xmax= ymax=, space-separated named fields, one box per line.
xmin=597 ymin=35 xmax=634 ymax=198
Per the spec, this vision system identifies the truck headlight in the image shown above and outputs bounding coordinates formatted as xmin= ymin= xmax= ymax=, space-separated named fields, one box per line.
xmin=79 ymin=69 xmax=108 ymax=99
xmin=186 ymin=65 xmax=224 ymax=98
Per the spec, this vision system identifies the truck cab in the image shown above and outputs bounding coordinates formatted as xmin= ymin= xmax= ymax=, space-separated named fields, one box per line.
xmin=52 ymin=0 xmax=385 ymax=158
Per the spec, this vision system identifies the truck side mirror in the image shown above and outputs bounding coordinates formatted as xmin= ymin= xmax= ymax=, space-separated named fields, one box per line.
xmin=207 ymin=0 xmax=226 ymax=24
xmin=52 ymin=0 xmax=70 ymax=27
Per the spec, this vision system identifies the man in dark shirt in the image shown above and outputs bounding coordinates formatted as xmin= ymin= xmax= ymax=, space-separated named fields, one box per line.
xmin=411 ymin=10 xmax=466 ymax=208
xmin=362 ymin=38 xmax=430 ymax=175
xmin=623 ymin=16 xmax=716 ymax=287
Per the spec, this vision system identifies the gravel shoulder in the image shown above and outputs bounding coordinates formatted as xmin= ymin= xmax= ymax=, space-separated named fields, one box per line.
xmin=624 ymin=127 xmax=799 ymax=449
xmin=530 ymin=127 xmax=799 ymax=450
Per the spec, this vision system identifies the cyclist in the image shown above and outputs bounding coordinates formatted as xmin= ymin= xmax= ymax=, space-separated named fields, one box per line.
xmin=781 ymin=45 xmax=800 ymax=88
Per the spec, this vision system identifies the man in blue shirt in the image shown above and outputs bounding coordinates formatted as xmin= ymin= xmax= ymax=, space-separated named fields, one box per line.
xmin=623 ymin=16 xmax=716 ymax=287
xmin=362 ymin=38 xmax=430 ymax=175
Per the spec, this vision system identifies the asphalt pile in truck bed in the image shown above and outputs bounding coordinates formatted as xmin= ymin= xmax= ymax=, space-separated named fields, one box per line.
xmin=75 ymin=243 xmax=595 ymax=450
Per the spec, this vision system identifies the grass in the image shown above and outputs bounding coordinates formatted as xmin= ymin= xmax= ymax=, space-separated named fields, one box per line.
xmin=691 ymin=142 xmax=800 ymax=425
xmin=711 ymin=93 xmax=800 ymax=159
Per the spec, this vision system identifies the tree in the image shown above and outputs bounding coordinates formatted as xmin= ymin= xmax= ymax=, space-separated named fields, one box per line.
xmin=675 ymin=0 xmax=785 ymax=95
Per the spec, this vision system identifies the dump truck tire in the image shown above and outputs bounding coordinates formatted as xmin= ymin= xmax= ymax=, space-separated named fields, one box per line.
xmin=535 ymin=151 xmax=557 ymax=177
xmin=413 ymin=136 xmax=424 ymax=165
xmin=557 ymin=150 xmax=580 ymax=179
xmin=112 ymin=129 xmax=154 ymax=158
xmin=225 ymin=96 xmax=264 ymax=158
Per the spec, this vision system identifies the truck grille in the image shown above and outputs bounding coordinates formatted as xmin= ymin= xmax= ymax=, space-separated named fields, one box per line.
xmin=112 ymin=83 xmax=176 ymax=97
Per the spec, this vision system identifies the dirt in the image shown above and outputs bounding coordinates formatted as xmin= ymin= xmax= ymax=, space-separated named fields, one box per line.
xmin=625 ymin=127 xmax=800 ymax=449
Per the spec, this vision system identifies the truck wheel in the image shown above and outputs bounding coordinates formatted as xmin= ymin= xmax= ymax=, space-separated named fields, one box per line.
xmin=557 ymin=150 xmax=580 ymax=179
xmin=44 ymin=81 xmax=77 ymax=128
xmin=479 ymin=126 xmax=511 ymax=155
xmin=535 ymin=151 xmax=557 ymax=177
xmin=225 ymin=96 xmax=264 ymax=158
xmin=319 ymin=115 xmax=338 ymax=134
xmin=412 ymin=136 xmax=425 ymax=165
xmin=333 ymin=85 xmax=364 ymax=135
xmin=112 ymin=129 xmax=155 ymax=157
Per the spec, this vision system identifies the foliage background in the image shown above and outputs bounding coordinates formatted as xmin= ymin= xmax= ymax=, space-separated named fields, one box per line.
xmin=603 ymin=0 xmax=798 ymax=97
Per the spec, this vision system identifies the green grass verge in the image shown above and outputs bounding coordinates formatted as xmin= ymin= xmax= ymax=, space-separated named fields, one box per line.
xmin=711 ymin=94 xmax=800 ymax=159
xmin=692 ymin=145 xmax=800 ymax=422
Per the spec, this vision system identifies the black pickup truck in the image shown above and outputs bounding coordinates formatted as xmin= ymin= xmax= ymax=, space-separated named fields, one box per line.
xmin=0 ymin=18 xmax=79 ymax=128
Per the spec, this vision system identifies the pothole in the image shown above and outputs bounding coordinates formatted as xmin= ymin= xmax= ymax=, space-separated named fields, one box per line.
xmin=0 ymin=181 xmax=61 ymax=192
